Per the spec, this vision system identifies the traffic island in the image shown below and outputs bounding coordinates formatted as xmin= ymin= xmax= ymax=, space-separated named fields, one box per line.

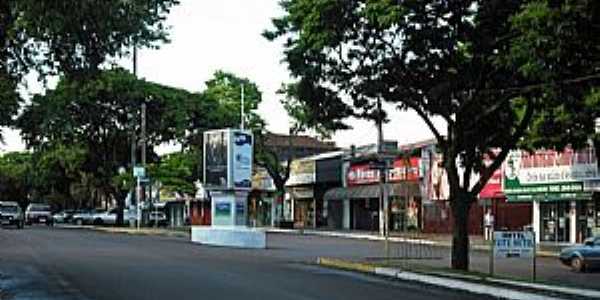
xmin=316 ymin=257 xmax=600 ymax=300
xmin=191 ymin=226 xmax=266 ymax=249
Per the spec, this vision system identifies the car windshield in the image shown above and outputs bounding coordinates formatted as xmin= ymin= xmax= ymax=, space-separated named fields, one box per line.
xmin=0 ymin=206 xmax=18 ymax=213
xmin=30 ymin=205 xmax=51 ymax=212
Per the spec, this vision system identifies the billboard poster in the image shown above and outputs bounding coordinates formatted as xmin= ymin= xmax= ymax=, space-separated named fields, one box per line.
xmin=204 ymin=130 xmax=229 ymax=188
xmin=428 ymin=154 xmax=450 ymax=200
xmin=287 ymin=159 xmax=316 ymax=186
xmin=232 ymin=131 xmax=253 ymax=189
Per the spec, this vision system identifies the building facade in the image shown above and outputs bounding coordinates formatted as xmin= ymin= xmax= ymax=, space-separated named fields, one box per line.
xmin=503 ymin=147 xmax=600 ymax=243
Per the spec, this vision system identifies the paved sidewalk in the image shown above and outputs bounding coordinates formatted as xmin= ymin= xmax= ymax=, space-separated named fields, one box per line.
xmin=71 ymin=225 xmax=565 ymax=257
xmin=318 ymin=257 xmax=600 ymax=300
xmin=268 ymin=228 xmax=562 ymax=257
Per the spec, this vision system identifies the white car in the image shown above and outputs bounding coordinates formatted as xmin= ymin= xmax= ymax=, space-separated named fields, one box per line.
xmin=91 ymin=208 xmax=137 ymax=226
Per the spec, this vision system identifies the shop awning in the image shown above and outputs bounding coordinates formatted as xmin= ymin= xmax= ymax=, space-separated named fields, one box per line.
xmin=506 ymin=192 xmax=593 ymax=203
xmin=324 ymin=183 xmax=420 ymax=200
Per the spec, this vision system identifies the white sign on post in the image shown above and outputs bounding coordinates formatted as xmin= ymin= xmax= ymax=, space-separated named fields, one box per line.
xmin=493 ymin=231 xmax=535 ymax=258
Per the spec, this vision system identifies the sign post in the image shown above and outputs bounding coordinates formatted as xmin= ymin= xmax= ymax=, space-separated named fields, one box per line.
xmin=489 ymin=231 xmax=494 ymax=277
xmin=532 ymin=231 xmax=537 ymax=282
xmin=133 ymin=166 xmax=145 ymax=230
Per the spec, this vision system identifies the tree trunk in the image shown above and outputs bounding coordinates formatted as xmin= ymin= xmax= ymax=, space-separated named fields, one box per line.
xmin=450 ymin=192 xmax=474 ymax=270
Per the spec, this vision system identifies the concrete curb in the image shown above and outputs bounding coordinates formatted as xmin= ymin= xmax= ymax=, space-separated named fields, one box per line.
xmin=101 ymin=227 xmax=190 ymax=238
xmin=69 ymin=225 xmax=191 ymax=238
xmin=268 ymin=229 xmax=559 ymax=258
xmin=317 ymin=257 xmax=600 ymax=300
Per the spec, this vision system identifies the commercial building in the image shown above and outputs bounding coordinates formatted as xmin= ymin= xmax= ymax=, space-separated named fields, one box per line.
xmin=503 ymin=146 xmax=600 ymax=243
xmin=285 ymin=151 xmax=344 ymax=228
xmin=324 ymin=141 xmax=421 ymax=233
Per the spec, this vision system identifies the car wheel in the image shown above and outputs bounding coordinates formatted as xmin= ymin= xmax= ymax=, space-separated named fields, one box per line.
xmin=571 ymin=257 xmax=585 ymax=272
xmin=76 ymin=219 xmax=83 ymax=226
xmin=94 ymin=219 xmax=103 ymax=226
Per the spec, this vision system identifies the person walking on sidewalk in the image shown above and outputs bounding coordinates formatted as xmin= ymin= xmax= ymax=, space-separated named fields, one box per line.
xmin=484 ymin=209 xmax=494 ymax=241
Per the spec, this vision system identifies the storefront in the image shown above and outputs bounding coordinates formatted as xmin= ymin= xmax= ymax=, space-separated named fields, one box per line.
xmin=286 ymin=157 xmax=317 ymax=228
xmin=324 ymin=156 xmax=421 ymax=232
xmin=248 ymin=167 xmax=277 ymax=227
xmin=504 ymin=147 xmax=600 ymax=243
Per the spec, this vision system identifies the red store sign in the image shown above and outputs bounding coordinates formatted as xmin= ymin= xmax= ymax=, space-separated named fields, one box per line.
xmin=347 ymin=157 xmax=420 ymax=186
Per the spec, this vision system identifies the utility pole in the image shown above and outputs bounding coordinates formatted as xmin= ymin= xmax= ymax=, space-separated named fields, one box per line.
xmin=376 ymin=98 xmax=386 ymax=237
xmin=131 ymin=45 xmax=138 ymax=229
xmin=140 ymin=102 xmax=147 ymax=227
xmin=375 ymin=97 xmax=390 ymax=263
xmin=241 ymin=84 xmax=245 ymax=130
xmin=141 ymin=102 xmax=147 ymax=166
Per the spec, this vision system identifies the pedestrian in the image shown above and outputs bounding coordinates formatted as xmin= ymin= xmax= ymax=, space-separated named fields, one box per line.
xmin=484 ymin=209 xmax=494 ymax=241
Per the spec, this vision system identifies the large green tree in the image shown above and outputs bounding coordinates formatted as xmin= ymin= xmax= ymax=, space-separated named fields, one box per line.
xmin=17 ymin=68 xmax=195 ymax=224
xmin=264 ymin=0 xmax=599 ymax=270
xmin=1 ymin=0 xmax=179 ymax=140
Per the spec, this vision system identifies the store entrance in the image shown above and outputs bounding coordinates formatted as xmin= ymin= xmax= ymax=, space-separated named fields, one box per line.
xmin=576 ymin=201 xmax=595 ymax=243
xmin=540 ymin=201 xmax=570 ymax=242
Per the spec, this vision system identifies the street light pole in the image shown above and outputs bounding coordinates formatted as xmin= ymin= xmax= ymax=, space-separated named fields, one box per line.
xmin=241 ymin=84 xmax=245 ymax=130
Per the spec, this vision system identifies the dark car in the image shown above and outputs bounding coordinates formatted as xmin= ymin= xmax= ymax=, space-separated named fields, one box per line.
xmin=559 ymin=236 xmax=600 ymax=272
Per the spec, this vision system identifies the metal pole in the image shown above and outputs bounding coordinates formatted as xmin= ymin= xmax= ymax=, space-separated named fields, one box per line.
xmin=141 ymin=102 xmax=147 ymax=226
xmin=130 ymin=44 xmax=138 ymax=228
xmin=384 ymin=163 xmax=390 ymax=266
xmin=532 ymin=230 xmax=537 ymax=282
xmin=376 ymin=97 xmax=385 ymax=237
xmin=241 ymin=84 xmax=245 ymax=130
xmin=137 ymin=176 xmax=141 ymax=230
xmin=489 ymin=230 xmax=495 ymax=277
xmin=141 ymin=102 xmax=146 ymax=166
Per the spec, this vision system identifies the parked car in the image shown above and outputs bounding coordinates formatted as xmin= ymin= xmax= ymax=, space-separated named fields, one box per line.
xmin=71 ymin=209 xmax=96 ymax=225
xmin=0 ymin=201 xmax=25 ymax=229
xmin=25 ymin=203 xmax=53 ymax=226
xmin=86 ymin=208 xmax=136 ymax=226
xmin=148 ymin=211 xmax=168 ymax=227
xmin=52 ymin=210 xmax=75 ymax=224
xmin=92 ymin=209 xmax=118 ymax=226
xmin=559 ymin=236 xmax=600 ymax=272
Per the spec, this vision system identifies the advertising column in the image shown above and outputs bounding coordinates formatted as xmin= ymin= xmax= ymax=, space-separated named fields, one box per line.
xmin=194 ymin=129 xmax=265 ymax=249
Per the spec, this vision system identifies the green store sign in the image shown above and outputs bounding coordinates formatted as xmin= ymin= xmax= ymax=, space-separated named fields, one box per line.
xmin=504 ymin=180 xmax=584 ymax=195
xmin=504 ymin=173 xmax=591 ymax=202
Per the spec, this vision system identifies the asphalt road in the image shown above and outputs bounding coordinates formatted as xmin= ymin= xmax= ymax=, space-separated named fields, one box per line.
xmin=0 ymin=227 xmax=492 ymax=300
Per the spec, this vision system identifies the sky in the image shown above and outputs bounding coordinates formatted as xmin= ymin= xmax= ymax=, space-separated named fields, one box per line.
xmin=0 ymin=0 xmax=445 ymax=154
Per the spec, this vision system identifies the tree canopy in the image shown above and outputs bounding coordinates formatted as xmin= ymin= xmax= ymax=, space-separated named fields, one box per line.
xmin=1 ymin=0 xmax=179 ymax=141
xmin=505 ymin=1 xmax=600 ymax=157
xmin=265 ymin=0 xmax=599 ymax=270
